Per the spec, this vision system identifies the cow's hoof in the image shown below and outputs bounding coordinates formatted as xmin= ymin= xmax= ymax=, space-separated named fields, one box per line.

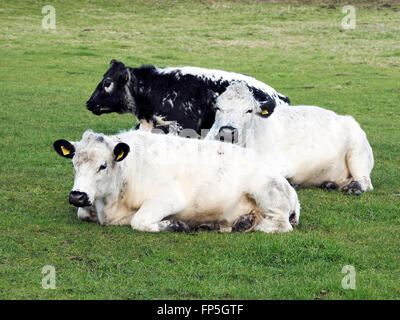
xmin=194 ymin=222 xmax=220 ymax=232
xmin=289 ymin=182 xmax=300 ymax=191
xmin=344 ymin=181 xmax=363 ymax=196
xmin=168 ymin=220 xmax=191 ymax=233
xmin=232 ymin=214 xmax=255 ymax=232
xmin=321 ymin=181 xmax=339 ymax=192
xmin=289 ymin=212 xmax=298 ymax=227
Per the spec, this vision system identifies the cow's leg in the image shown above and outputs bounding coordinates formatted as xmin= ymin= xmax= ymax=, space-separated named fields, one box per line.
xmin=321 ymin=181 xmax=339 ymax=192
xmin=254 ymin=214 xmax=293 ymax=233
xmin=249 ymin=175 xmax=299 ymax=233
xmin=343 ymin=181 xmax=364 ymax=196
xmin=138 ymin=119 xmax=155 ymax=132
xmin=193 ymin=222 xmax=221 ymax=232
xmin=130 ymin=186 xmax=187 ymax=233
xmin=166 ymin=220 xmax=191 ymax=233
xmin=289 ymin=181 xmax=300 ymax=191
xmin=343 ymin=121 xmax=374 ymax=195
xmin=344 ymin=144 xmax=373 ymax=195
xmin=289 ymin=212 xmax=299 ymax=227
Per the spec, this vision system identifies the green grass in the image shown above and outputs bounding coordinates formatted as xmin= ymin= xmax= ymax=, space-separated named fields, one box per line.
xmin=0 ymin=0 xmax=399 ymax=299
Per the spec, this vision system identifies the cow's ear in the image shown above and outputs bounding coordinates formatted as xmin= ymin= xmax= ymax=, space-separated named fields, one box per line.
xmin=113 ymin=143 xmax=130 ymax=162
xmin=110 ymin=59 xmax=118 ymax=65
xmin=118 ymin=68 xmax=130 ymax=85
xmin=256 ymin=99 xmax=276 ymax=118
xmin=53 ymin=139 xmax=75 ymax=159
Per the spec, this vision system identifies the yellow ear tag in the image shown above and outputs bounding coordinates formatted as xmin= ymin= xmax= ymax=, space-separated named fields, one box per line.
xmin=261 ymin=110 xmax=269 ymax=115
xmin=61 ymin=145 xmax=70 ymax=156
xmin=116 ymin=151 xmax=124 ymax=161
xmin=216 ymin=92 xmax=219 ymax=96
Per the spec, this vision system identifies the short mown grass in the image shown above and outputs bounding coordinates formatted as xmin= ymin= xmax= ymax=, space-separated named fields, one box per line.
xmin=0 ymin=0 xmax=399 ymax=299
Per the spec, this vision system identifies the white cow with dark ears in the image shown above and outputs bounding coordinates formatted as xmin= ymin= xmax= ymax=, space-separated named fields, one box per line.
xmin=53 ymin=129 xmax=300 ymax=233
xmin=205 ymin=82 xmax=374 ymax=195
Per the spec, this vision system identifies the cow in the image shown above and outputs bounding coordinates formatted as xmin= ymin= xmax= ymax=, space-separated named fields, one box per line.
xmin=85 ymin=59 xmax=290 ymax=135
xmin=53 ymin=129 xmax=300 ymax=233
xmin=205 ymin=82 xmax=374 ymax=195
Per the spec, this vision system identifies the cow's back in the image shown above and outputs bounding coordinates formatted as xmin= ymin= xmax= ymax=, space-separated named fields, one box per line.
xmin=132 ymin=65 xmax=289 ymax=133
xmin=253 ymin=105 xmax=355 ymax=185
xmin=119 ymin=130 xmax=274 ymax=207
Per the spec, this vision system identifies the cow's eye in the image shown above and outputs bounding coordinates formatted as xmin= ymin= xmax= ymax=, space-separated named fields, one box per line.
xmin=246 ymin=109 xmax=253 ymax=114
xmin=98 ymin=163 xmax=107 ymax=171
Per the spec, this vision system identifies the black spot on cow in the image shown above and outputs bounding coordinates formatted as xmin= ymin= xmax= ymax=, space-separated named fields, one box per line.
xmin=119 ymin=180 xmax=128 ymax=201
xmin=277 ymin=93 xmax=290 ymax=104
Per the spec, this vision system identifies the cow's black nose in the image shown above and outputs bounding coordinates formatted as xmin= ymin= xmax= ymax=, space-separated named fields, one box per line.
xmin=217 ymin=126 xmax=238 ymax=143
xmin=69 ymin=191 xmax=91 ymax=207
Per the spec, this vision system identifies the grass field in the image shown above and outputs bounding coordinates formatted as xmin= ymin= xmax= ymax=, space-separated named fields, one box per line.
xmin=0 ymin=0 xmax=399 ymax=299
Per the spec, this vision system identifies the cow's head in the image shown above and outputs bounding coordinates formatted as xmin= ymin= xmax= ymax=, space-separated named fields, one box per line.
xmin=53 ymin=131 xmax=130 ymax=219
xmin=86 ymin=59 xmax=136 ymax=115
xmin=206 ymin=82 xmax=272 ymax=145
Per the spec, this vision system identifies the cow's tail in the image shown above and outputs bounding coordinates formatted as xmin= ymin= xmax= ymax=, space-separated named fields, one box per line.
xmin=278 ymin=93 xmax=290 ymax=105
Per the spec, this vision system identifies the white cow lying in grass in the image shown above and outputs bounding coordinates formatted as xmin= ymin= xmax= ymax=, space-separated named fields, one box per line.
xmin=53 ymin=129 xmax=300 ymax=233
xmin=205 ymin=82 xmax=374 ymax=195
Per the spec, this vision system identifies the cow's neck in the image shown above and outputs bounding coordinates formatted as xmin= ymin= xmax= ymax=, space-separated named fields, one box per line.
xmin=128 ymin=67 xmax=154 ymax=122
xmin=96 ymin=179 xmax=131 ymax=226
xmin=104 ymin=142 xmax=144 ymax=225
xmin=94 ymin=158 xmax=133 ymax=225
xmin=123 ymin=71 xmax=137 ymax=115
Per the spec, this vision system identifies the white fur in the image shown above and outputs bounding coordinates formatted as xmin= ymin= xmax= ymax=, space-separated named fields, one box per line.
xmin=104 ymin=81 xmax=114 ymax=93
xmin=67 ymin=130 xmax=300 ymax=233
xmin=206 ymin=82 xmax=374 ymax=191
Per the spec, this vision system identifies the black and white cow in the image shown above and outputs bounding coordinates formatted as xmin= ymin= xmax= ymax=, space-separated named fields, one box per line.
xmin=86 ymin=60 xmax=289 ymax=134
